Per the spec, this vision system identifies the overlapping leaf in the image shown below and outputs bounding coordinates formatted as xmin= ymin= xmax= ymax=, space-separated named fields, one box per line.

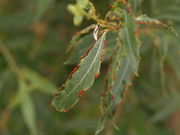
xmin=96 ymin=10 xmax=140 ymax=135
xmin=65 ymin=31 xmax=118 ymax=65
xmin=52 ymin=32 xmax=107 ymax=112
xmin=120 ymin=11 xmax=140 ymax=74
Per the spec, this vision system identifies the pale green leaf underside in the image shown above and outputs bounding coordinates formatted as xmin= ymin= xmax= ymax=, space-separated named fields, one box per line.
xmin=52 ymin=32 xmax=107 ymax=112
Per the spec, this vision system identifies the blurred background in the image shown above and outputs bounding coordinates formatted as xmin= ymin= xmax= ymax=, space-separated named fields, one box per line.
xmin=0 ymin=0 xmax=179 ymax=135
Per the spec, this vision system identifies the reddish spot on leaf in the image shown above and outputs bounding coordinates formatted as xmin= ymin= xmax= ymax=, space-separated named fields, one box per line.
xmin=68 ymin=65 xmax=80 ymax=80
xmin=54 ymin=93 xmax=58 ymax=97
xmin=109 ymin=4 xmax=113 ymax=9
xmin=78 ymin=89 xmax=86 ymax=97
xmin=104 ymin=78 xmax=107 ymax=84
xmin=75 ymin=26 xmax=95 ymax=35
xmin=134 ymin=29 xmax=141 ymax=36
xmin=58 ymin=84 xmax=65 ymax=91
xmin=136 ymin=21 xmax=147 ymax=24
xmin=95 ymin=73 xmax=100 ymax=79
xmin=62 ymin=109 xmax=69 ymax=112
xmin=99 ymin=40 xmax=107 ymax=62
xmin=80 ymin=41 xmax=96 ymax=60
xmin=103 ymin=40 xmax=107 ymax=48
xmin=68 ymin=72 xmax=73 ymax=80
xmin=73 ymin=65 xmax=80 ymax=72
xmin=121 ymin=0 xmax=134 ymax=16
xmin=100 ymin=49 xmax=105 ymax=61
xmin=109 ymin=85 xmax=113 ymax=90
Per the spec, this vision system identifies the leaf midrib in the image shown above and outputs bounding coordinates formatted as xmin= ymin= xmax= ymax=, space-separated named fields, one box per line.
xmin=59 ymin=33 xmax=106 ymax=104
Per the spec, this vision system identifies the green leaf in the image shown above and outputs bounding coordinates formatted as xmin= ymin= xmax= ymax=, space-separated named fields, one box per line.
xmin=96 ymin=11 xmax=141 ymax=134
xmin=96 ymin=40 xmax=136 ymax=134
xmin=19 ymin=80 xmax=37 ymax=135
xmin=65 ymin=34 xmax=94 ymax=65
xmin=136 ymin=15 xmax=162 ymax=24
xmin=9 ymin=68 xmax=56 ymax=109
xmin=120 ymin=11 xmax=140 ymax=74
xmin=52 ymin=32 xmax=107 ymax=112
xmin=22 ymin=68 xmax=56 ymax=94
xmin=65 ymin=31 xmax=118 ymax=65
xmin=66 ymin=24 xmax=97 ymax=53
xmin=136 ymin=15 xmax=178 ymax=36
xmin=95 ymin=44 xmax=123 ymax=135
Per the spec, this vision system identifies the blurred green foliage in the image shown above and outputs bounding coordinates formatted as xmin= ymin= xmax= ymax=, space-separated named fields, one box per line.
xmin=0 ymin=0 xmax=179 ymax=135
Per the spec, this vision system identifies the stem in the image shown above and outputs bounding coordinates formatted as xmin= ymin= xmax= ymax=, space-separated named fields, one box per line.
xmin=0 ymin=41 xmax=25 ymax=81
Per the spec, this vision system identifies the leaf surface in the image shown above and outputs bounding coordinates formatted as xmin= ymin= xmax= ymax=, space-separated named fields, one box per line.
xmin=120 ymin=11 xmax=140 ymax=73
xmin=65 ymin=31 xmax=118 ymax=65
xmin=19 ymin=80 xmax=37 ymax=135
xmin=96 ymin=11 xmax=141 ymax=135
xmin=52 ymin=32 xmax=107 ymax=112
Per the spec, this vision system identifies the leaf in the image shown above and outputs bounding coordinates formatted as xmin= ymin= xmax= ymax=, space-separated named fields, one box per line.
xmin=96 ymin=40 xmax=137 ymax=135
xmin=120 ymin=11 xmax=140 ymax=74
xmin=19 ymin=80 xmax=37 ymax=135
xmin=9 ymin=68 xmax=56 ymax=110
xmin=65 ymin=31 xmax=118 ymax=65
xmin=95 ymin=44 xmax=123 ymax=135
xmin=65 ymin=34 xmax=94 ymax=65
xmin=52 ymin=32 xmax=107 ymax=112
xmin=96 ymin=11 xmax=141 ymax=135
xmin=22 ymin=68 xmax=56 ymax=94
xmin=136 ymin=15 xmax=162 ymax=24
xmin=136 ymin=15 xmax=178 ymax=36
xmin=66 ymin=24 xmax=97 ymax=53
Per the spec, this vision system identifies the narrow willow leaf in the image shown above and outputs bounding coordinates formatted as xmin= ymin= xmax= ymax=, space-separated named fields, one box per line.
xmin=65 ymin=31 xmax=118 ymax=65
xmin=52 ymin=32 xmax=107 ymax=112
xmin=111 ymin=57 xmax=133 ymax=110
xmin=66 ymin=24 xmax=97 ymax=53
xmin=96 ymin=11 xmax=141 ymax=134
xmin=136 ymin=15 xmax=162 ymax=24
xmin=96 ymin=49 xmax=135 ymax=135
xmin=96 ymin=43 xmax=123 ymax=135
xmin=136 ymin=15 xmax=178 ymax=36
xmin=9 ymin=68 xmax=56 ymax=109
xmin=19 ymin=80 xmax=37 ymax=135
xmin=22 ymin=68 xmax=56 ymax=94
xmin=120 ymin=11 xmax=140 ymax=74
xmin=64 ymin=34 xmax=94 ymax=65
